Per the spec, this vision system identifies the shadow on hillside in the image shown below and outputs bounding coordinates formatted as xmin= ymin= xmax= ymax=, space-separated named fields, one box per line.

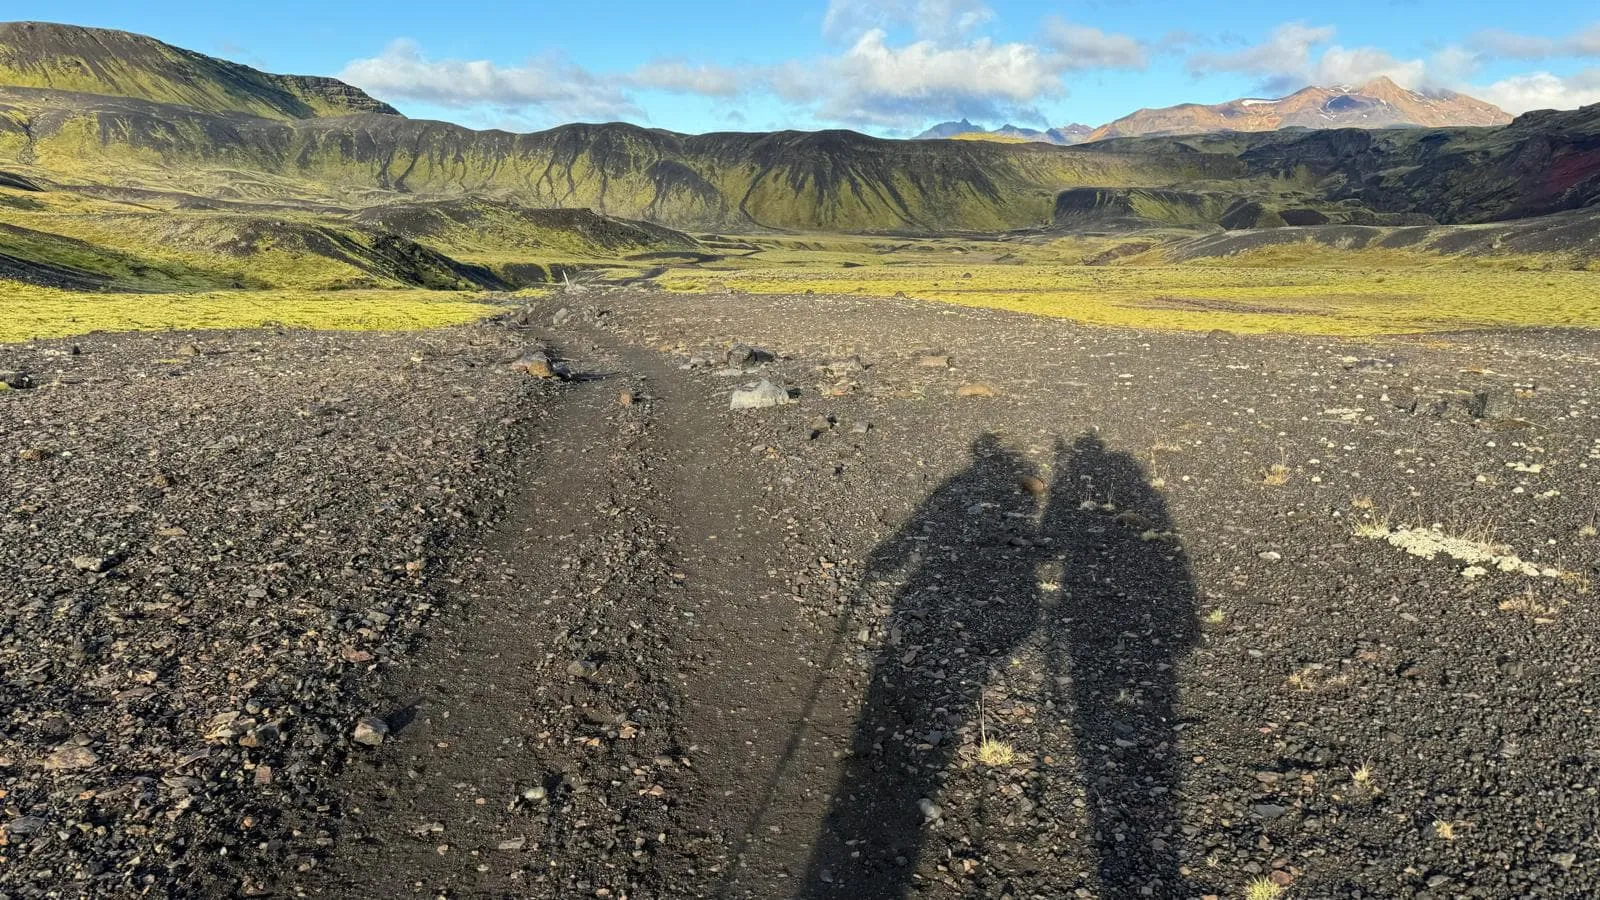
xmin=799 ymin=431 xmax=1198 ymax=898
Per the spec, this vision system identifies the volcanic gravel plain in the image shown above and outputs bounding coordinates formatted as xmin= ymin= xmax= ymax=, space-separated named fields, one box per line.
xmin=3 ymin=288 xmax=1599 ymax=899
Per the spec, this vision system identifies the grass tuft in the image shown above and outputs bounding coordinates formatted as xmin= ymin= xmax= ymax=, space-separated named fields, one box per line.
xmin=977 ymin=740 xmax=1018 ymax=767
xmin=1242 ymin=877 xmax=1284 ymax=900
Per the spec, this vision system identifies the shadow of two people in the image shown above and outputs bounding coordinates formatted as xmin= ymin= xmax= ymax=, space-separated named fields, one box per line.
xmin=803 ymin=431 xmax=1199 ymax=899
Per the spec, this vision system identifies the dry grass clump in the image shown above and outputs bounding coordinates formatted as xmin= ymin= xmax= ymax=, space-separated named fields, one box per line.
xmin=1242 ymin=877 xmax=1284 ymax=900
xmin=1261 ymin=463 xmax=1291 ymax=486
xmin=977 ymin=740 xmax=1018 ymax=767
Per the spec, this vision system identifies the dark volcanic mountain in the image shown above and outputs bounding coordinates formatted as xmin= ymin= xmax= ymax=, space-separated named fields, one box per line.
xmin=0 ymin=24 xmax=1596 ymax=235
xmin=1088 ymin=77 xmax=1511 ymax=141
xmin=0 ymin=21 xmax=399 ymax=119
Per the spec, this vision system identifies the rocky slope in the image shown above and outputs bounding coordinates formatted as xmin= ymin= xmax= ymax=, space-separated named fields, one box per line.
xmin=0 ymin=21 xmax=399 ymax=119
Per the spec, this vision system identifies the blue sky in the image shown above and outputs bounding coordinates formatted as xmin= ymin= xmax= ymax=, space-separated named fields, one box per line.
xmin=12 ymin=0 xmax=1600 ymax=134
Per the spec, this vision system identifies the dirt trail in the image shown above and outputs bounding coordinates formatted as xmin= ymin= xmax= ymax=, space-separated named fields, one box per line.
xmin=293 ymin=329 xmax=856 ymax=897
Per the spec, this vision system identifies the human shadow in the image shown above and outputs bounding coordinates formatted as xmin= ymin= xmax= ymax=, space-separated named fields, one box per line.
xmin=800 ymin=434 xmax=1044 ymax=897
xmin=800 ymin=432 xmax=1198 ymax=898
xmin=1038 ymin=433 xmax=1199 ymax=896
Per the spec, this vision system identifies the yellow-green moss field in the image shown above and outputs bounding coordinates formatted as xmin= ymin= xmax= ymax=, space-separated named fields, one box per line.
xmin=0 ymin=284 xmax=497 ymax=343
xmin=660 ymin=263 xmax=1600 ymax=335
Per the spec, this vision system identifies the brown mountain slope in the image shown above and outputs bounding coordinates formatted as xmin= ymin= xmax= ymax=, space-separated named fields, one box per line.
xmin=0 ymin=21 xmax=400 ymax=119
xmin=1088 ymin=77 xmax=1511 ymax=141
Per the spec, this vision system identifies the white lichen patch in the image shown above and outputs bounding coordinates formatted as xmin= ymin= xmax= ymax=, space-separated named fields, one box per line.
xmin=1360 ymin=525 xmax=1569 ymax=579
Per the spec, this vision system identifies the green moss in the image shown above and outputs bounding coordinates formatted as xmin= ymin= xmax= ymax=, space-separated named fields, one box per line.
xmin=0 ymin=283 xmax=496 ymax=342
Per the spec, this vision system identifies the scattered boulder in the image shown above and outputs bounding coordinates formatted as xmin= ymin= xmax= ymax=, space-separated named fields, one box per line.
xmin=1470 ymin=388 xmax=1513 ymax=420
xmin=916 ymin=354 xmax=952 ymax=368
xmin=566 ymin=659 xmax=599 ymax=678
xmin=551 ymin=307 xmax=573 ymax=326
xmin=726 ymin=343 xmax=773 ymax=368
xmin=5 ymin=816 xmax=48 ymax=837
xmin=69 ymin=555 xmax=115 ymax=573
xmin=510 ymin=349 xmax=569 ymax=380
xmin=42 ymin=744 xmax=99 ymax=771
xmin=352 ymin=717 xmax=390 ymax=747
xmin=956 ymin=383 xmax=998 ymax=398
xmin=825 ymin=357 xmax=866 ymax=376
xmin=730 ymin=380 xmax=795 ymax=410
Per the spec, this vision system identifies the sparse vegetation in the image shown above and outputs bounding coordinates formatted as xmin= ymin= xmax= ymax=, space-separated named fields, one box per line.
xmin=0 ymin=283 xmax=496 ymax=342
xmin=660 ymin=258 xmax=1600 ymax=336
xmin=1242 ymin=876 xmax=1285 ymax=900
xmin=1352 ymin=763 xmax=1376 ymax=789
xmin=977 ymin=740 xmax=1018 ymax=767
xmin=1261 ymin=463 xmax=1291 ymax=486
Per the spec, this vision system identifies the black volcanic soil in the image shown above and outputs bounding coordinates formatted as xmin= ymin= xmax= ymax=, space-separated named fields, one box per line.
xmin=3 ymin=291 xmax=1599 ymax=899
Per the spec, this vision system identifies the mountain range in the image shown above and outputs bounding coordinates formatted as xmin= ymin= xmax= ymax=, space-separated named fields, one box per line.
xmin=917 ymin=119 xmax=1095 ymax=145
xmin=0 ymin=22 xmax=1596 ymax=242
xmin=918 ymin=78 xmax=1512 ymax=144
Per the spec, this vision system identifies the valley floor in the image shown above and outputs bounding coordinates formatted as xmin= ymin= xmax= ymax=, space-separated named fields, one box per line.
xmin=3 ymin=290 xmax=1599 ymax=898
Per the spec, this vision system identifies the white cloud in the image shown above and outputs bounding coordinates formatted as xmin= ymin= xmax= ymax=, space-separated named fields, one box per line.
xmin=1044 ymin=19 xmax=1147 ymax=70
xmin=629 ymin=60 xmax=749 ymax=97
xmin=1472 ymin=68 xmax=1600 ymax=113
xmin=1469 ymin=25 xmax=1600 ymax=60
xmin=822 ymin=0 xmax=994 ymax=42
xmin=803 ymin=28 xmax=1065 ymax=126
xmin=1186 ymin=22 xmax=1425 ymax=94
xmin=630 ymin=16 xmax=1147 ymax=130
xmin=1312 ymin=46 xmax=1425 ymax=89
xmin=1429 ymin=45 xmax=1483 ymax=83
xmin=1187 ymin=22 xmax=1335 ymax=83
xmin=338 ymin=39 xmax=637 ymax=121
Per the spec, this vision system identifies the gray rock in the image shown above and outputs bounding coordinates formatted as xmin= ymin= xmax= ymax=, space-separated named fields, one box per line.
xmin=510 ymin=349 xmax=569 ymax=380
xmin=730 ymin=380 xmax=795 ymax=410
xmin=1470 ymin=388 xmax=1513 ymax=420
xmin=551 ymin=307 xmax=573 ymax=326
xmin=566 ymin=659 xmax=599 ymax=678
xmin=42 ymin=744 xmax=98 ymax=771
xmin=352 ymin=716 xmax=390 ymax=746
xmin=1251 ymin=803 xmax=1289 ymax=821
xmin=70 ymin=555 xmax=114 ymax=573
xmin=726 ymin=343 xmax=772 ymax=368
xmin=918 ymin=798 xmax=943 ymax=820
xmin=1551 ymin=852 xmax=1578 ymax=870
xmin=5 ymin=816 xmax=47 ymax=837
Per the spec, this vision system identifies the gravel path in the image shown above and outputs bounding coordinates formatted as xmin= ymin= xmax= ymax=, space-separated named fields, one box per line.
xmin=4 ymin=291 xmax=1599 ymax=898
